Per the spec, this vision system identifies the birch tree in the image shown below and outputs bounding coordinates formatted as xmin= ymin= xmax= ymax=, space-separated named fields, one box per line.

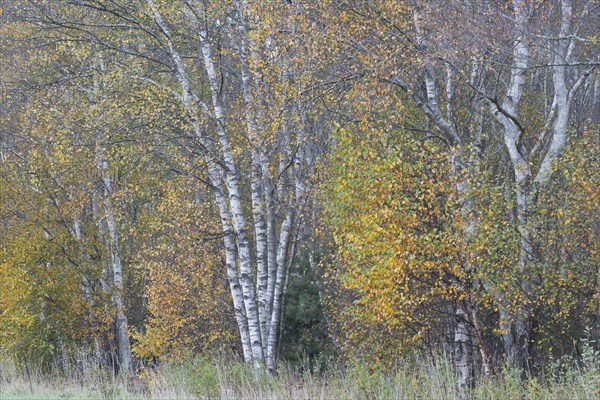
xmin=23 ymin=0 xmax=319 ymax=370
xmin=487 ymin=0 xmax=597 ymax=371
xmin=314 ymin=0 xmax=598 ymax=384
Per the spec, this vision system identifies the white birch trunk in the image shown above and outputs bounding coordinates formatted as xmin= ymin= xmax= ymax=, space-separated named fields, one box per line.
xmin=266 ymin=208 xmax=295 ymax=373
xmin=86 ymin=53 xmax=134 ymax=373
xmin=535 ymin=0 xmax=583 ymax=186
xmin=198 ymin=28 xmax=264 ymax=364
xmin=96 ymin=138 xmax=133 ymax=374
xmin=265 ymin=183 xmax=279 ymax=333
xmin=413 ymin=17 xmax=474 ymax=388
xmin=149 ymin=0 xmax=308 ymax=368
xmin=205 ymin=155 xmax=254 ymax=362
xmin=490 ymin=0 xmax=532 ymax=372
xmin=235 ymin=5 xmax=270 ymax=352
xmin=491 ymin=0 xmax=592 ymax=370
xmin=148 ymin=0 xmax=267 ymax=363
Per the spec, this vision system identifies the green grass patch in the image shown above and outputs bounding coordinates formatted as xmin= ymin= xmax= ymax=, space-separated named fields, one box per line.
xmin=1 ymin=352 xmax=598 ymax=399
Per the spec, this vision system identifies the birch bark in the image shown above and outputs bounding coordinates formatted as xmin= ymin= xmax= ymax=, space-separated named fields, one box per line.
xmin=490 ymin=0 xmax=594 ymax=371
xmin=147 ymin=0 xmax=258 ymax=362
xmin=235 ymin=0 xmax=270 ymax=352
xmin=95 ymin=129 xmax=133 ymax=373
xmin=411 ymin=14 xmax=478 ymax=393
xmin=87 ymin=55 xmax=134 ymax=373
xmin=489 ymin=0 xmax=532 ymax=368
xmin=266 ymin=207 xmax=295 ymax=372
xmin=198 ymin=24 xmax=264 ymax=364
xmin=145 ymin=0 xmax=307 ymax=368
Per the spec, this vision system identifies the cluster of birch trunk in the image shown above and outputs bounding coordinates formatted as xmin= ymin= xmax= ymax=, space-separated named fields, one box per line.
xmin=367 ymin=0 xmax=597 ymax=393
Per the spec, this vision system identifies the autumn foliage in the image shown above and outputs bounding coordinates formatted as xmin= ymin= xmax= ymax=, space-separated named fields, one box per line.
xmin=0 ymin=0 xmax=598 ymax=392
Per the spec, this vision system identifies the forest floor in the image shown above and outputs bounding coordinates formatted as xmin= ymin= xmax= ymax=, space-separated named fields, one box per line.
xmin=0 ymin=354 xmax=598 ymax=399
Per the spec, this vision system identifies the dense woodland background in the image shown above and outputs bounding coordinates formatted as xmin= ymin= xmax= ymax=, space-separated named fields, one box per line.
xmin=0 ymin=0 xmax=598 ymax=396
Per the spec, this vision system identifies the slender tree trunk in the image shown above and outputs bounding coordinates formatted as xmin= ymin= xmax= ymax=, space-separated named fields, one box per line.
xmin=96 ymin=137 xmax=133 ymax=374
xmin=146 ymin=0 xmax=256 ymax=362
xmin=265 ymin=181 xmax=279 ymax=335
xmin=207 ymin=160 xmax=253 ymax=362
xmin=451 ymin=148 xmax=477 ymax=396
xmin=453 ymin=306 xmax=471 ymax=397
xmin=87 ymin=52 xmax=133 ymax=373
xmin=491 ymin=0 xmax=592 ymax=371
xmin=489 ymin=0 xmax=532 ymax=372
xmin=236 ymin=6 xmax=270 ymax=352
xmin=200 ymin=32 xmax=264 ymax=365
xmin=266 ymin=208 xmax=295 ymax=373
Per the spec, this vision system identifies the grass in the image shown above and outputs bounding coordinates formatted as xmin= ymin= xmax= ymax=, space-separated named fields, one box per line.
xmin=0 ymin=352 xmax=598 ymax=399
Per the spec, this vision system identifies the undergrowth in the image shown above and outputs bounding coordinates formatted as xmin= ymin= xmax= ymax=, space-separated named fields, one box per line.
xmin=0 ymin=348 xmax=598 ymax=399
